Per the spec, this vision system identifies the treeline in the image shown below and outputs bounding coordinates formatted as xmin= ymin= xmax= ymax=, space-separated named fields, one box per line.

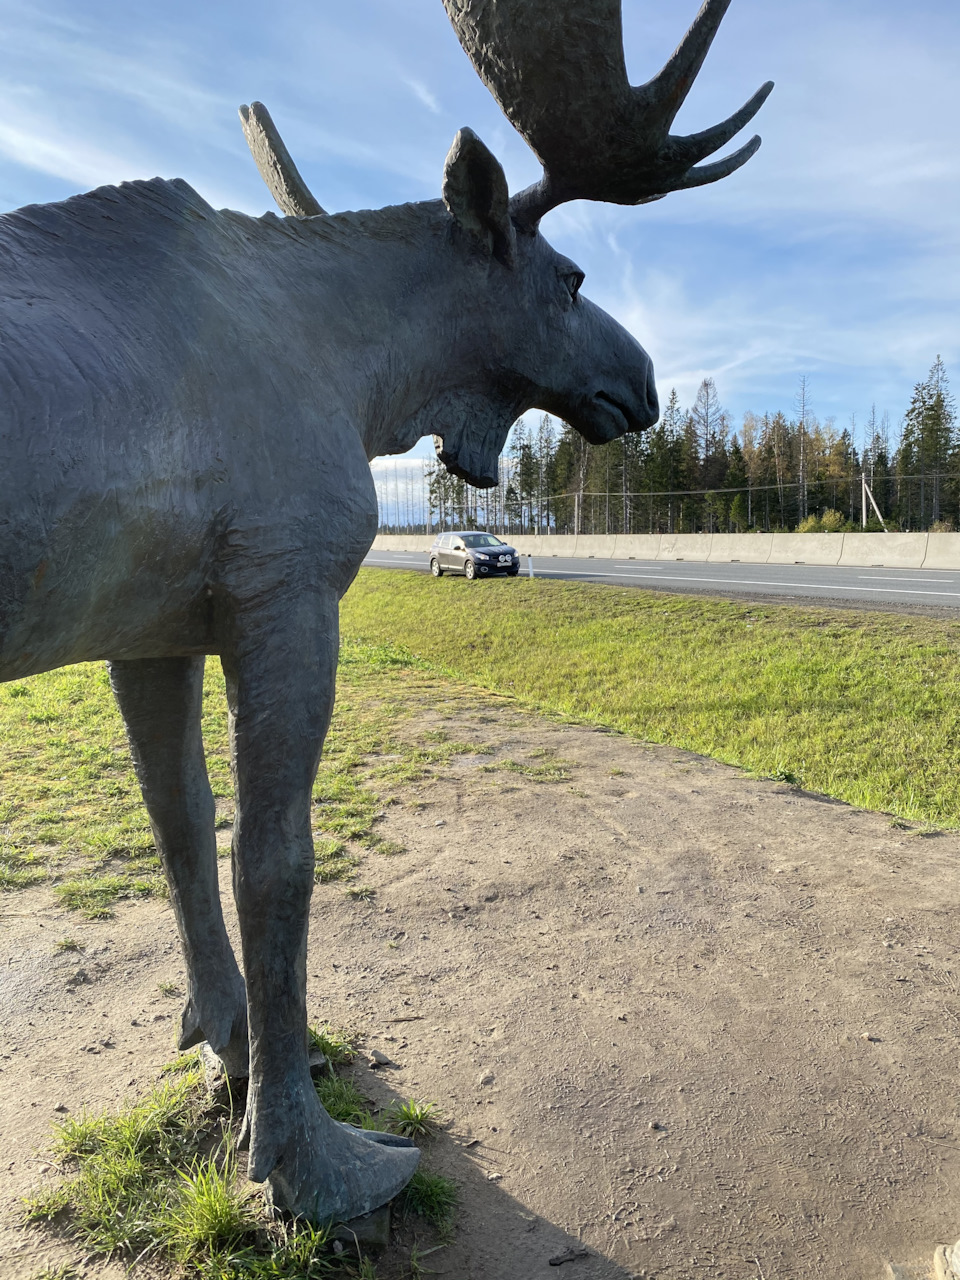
xmin=424 ymin=357 xmax=956 ymax=535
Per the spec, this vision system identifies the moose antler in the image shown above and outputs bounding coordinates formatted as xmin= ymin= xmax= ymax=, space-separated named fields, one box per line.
xmin=441 ymin=0 xmax=773 ymax=226
xmin=239 ymin=102 xmax=326 ymax=218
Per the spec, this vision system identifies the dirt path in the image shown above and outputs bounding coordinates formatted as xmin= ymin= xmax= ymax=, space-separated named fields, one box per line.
xmin=2 ymin=696 xmax=959 ymax=1280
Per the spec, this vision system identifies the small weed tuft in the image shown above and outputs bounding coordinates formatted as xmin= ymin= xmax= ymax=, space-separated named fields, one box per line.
xmin=346 ymin=884 xmax=375 ymax=902
xmin=372 ymin=838 xmax=406 ymax=857
xmin=382 ymin=1098 xmax=440 ymax=1140
xmin=308 ymin=1023 xmax=357 ymax=1065
xmin=54 ymin=938 xmax=84 ymax=953
xmin=398 ymin=1170 xmax=458 ymax=1228
xmin=313 ymin=1074 xmax=375 ymax=1128
xmin=161 ymin=1048 xmax=203 ymax=1076
xmin=163 ymin=1142 xmax=256 ymax=1263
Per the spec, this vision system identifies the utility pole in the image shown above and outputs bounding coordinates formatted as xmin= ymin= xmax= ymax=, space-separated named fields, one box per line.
xmin=861 ymin=472 xmax=887 ymax=531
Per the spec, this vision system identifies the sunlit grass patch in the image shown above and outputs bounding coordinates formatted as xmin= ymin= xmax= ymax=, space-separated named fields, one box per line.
xmin=308 ymin=1023 xmax=357 ymax=1065
xmin=53 ymin=874 xmax=164 ymax=919
xmin=24 ymin=1034 xmax=455 ymax=1278
xmin=1 ymin=641 xmax=498 ymax=909
xmin=479 ymin=755 xmax=572 ymax=782
xmin=341 ymin=571 xmax=960 ymax=827
xmin=381 ymin=1098 xmax=441 ymax=1140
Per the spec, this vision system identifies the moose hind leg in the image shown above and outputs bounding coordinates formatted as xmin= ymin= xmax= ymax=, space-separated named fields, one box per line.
xmin=225 ymin=591 xmax=419 ymax=1222
xmin=109 ymin=656 xmax=248 ymax=1075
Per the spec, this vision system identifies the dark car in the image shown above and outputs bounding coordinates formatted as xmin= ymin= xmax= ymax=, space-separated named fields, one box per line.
xmin=429 ymin=532 xmax=520 ymax=579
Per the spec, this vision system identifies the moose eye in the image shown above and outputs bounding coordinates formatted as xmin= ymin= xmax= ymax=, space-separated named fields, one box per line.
xmin=561 ymin=269 xmax=585 ymax=301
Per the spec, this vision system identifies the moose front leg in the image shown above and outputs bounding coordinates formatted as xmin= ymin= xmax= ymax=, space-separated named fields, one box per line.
xmin=224 ymin=591 xmax=419 ymax=1222
xmin=108 ymin=657 xmax=248 ymax=1075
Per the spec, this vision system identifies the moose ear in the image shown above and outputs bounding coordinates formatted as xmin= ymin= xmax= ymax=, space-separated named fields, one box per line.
xmin=442 ymin=127 xmax=516 ymax=268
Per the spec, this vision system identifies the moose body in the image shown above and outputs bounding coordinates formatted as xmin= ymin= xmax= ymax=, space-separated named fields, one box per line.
xmin=0 ymin=171 xmax=658 ymax=1219
xmin=1 ymin=0 xmax=771 ymax=1226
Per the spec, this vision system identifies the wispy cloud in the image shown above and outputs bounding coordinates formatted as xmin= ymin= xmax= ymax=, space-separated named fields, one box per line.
xmin=403 ymin=78 xmax=441 ymax=115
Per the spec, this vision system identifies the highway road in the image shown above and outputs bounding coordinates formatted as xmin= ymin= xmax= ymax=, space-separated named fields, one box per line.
xmin=361 ymin=549 xmax=960 ymax=610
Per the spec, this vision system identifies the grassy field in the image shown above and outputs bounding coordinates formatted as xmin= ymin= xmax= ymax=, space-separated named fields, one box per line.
xmin=0 ymin=642 xmax=504 ymax=910
xmin=341 ymin=570 xmax=960 ymax=826
xmin=3 ymin=572 xmax=959 ymax=912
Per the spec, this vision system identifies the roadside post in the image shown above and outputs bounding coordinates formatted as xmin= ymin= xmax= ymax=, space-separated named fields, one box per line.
xmin=527 ymin=554 xmax=534 ymax=579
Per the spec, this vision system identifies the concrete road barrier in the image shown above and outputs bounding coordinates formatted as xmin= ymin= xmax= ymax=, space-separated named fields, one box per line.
xmin=766 ymin=534 xmax=843 ymax=566
xmin=922 ymin=533 xmax=960 ymax=570
xmin=657 ymin=533 xmax=713 ymax=561
xmin=575 ymin=535 xmax=619 ymax=558
xmin=839 ymin=532 xmax=927 ymax=568
xmin=611 ymin=535 xmax=662 ymax=559
xmin=371 ymin=531 xmax=960 ymax=570
xmin=509 ymin=536 xmax=544 ymax=556
xmin=708 ymin=533 xmax=773 ymax=564
xmin=538 ymin=535 xmax=580 ymax=556
xmin=371 ymin=535 xmax=432 ymax=554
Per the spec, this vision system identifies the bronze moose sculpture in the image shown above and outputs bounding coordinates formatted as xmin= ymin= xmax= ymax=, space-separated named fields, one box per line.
xmin=0 ymin=0 xmax=771 ymax=1223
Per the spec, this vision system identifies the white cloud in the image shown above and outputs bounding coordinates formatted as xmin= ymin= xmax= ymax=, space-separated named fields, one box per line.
xmin=403 ymin=78 xmax=441 ymax=116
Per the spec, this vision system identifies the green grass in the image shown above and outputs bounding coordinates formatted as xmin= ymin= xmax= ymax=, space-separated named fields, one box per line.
xmin=380 ymin=1098 xmax=441 ymax=1140
xmin=340 ymin=570 xmax=960 ymax=826
xmin=397 ymin=1171 xmax=458 ymax=1229
xmin=308 ymin=1023 xmax=358 ymax=1065
xmin=23 ymin=1037 xmax=455 ymax=1278
xmin=10 ymin=567 xmax=947 ymax=909
xmin=1 ymin=645 xmax=496 ymax=910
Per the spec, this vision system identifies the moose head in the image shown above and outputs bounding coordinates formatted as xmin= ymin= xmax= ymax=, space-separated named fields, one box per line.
xmin=240 ymin=0 xmax=773 ymax=487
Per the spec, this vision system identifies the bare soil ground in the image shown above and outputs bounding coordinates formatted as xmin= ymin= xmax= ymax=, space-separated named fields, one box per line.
xmin=2 ymin=694 xmax=959 ymax=1280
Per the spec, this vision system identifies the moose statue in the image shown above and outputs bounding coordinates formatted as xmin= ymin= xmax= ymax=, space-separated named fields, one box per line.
xmin=0 ymin=0 xmax=771 ymax=1225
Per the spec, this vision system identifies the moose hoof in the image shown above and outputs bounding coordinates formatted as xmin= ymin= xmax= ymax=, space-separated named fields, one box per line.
xmin=201 ymin=1041 xmax=250 ymax=1089
xmin=265 ymin=1122 xmax=420 ymax=1223
xmin=248 ymin=1082 xmax=419 ymax=1223
xmin=179 ymin=985 xmax=249 ymax=1079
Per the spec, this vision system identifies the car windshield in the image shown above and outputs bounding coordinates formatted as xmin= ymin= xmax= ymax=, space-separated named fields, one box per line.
xmin=461 ymin=534 xmax=503 ymax=548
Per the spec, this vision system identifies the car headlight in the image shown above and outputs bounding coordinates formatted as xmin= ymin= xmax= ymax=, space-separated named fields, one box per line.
xmin=475 ymin=553 xmax=490 ymax=561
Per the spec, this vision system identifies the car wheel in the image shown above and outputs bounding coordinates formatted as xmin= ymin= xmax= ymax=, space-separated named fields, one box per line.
xmin=464 ymin=560 xmax=477 ymax=580
xmin=430 ymin=558 xmax=443 ymax=577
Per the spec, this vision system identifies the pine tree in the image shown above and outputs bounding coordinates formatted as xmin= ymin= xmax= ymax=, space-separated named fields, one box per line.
xmin=897 ymin=357 xmax=956 ymax=527
xmin=725 ymin=437 xmax=749 ymax=530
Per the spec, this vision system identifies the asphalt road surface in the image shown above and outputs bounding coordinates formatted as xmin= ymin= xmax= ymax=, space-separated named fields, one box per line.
xmin=362 ymin=549 xmax=960 ymax=611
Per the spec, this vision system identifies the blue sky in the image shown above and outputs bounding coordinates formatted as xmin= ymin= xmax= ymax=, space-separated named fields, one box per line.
xmin=1 ymin=0 xmax=957 ymax=466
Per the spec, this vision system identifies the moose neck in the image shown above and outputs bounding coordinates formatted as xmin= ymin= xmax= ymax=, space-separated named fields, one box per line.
xmin=268 ymin=200 xmax=520 ymax=465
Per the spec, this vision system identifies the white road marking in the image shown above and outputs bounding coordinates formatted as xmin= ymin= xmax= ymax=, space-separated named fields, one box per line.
xmin=363 ymin=554 xmax=960 ymax=599
xmin=532 ymin=567 xmax=960 ymax=598
xmin=857 ymin=574 xmax=953 ymax=582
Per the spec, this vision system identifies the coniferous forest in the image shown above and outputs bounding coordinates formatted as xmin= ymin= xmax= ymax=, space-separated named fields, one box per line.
xmin=378 ymin=357 xmax=957 ymax=536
